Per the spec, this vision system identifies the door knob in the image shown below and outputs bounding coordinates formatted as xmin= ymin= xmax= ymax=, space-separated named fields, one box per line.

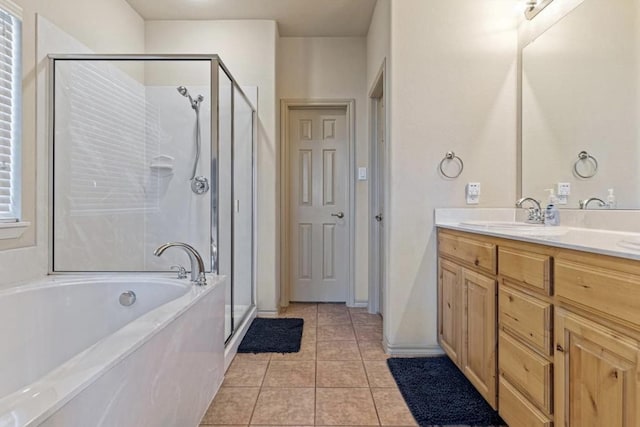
xmin=331 ymin=212 xmax=345 ymax=219
xmin=375 ymin=214 xmax=383 ymax=222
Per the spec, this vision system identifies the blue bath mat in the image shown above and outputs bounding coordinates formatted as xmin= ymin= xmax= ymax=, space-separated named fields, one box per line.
xmin=387 ymin=356 xmax=505 ymax=427
xmin=237 ymin=318 xmax=304 ymax=353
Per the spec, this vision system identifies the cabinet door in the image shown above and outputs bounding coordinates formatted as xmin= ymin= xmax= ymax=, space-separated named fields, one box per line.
xmin=462 ymin=268 xmax=498 ymax=409
xmin=555 ymin=309 xmax=640 ymax=427
xmin=438 ymin=257 xmax=462 ymax=366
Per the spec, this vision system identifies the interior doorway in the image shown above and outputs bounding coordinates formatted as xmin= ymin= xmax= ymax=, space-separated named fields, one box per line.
xmin=369 ymin=62 xmax=387 ymax=316
xmin=280 ymin=100 xmax=356 ymax=305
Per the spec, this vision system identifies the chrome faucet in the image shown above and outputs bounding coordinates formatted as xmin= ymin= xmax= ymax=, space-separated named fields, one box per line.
xmin=515 ymin=197 xmax=543 ymax=224
xmin=154 ymin=242 xmax=207 ymax=286
xmin=579 ymin=197 xmax=606 ymax=210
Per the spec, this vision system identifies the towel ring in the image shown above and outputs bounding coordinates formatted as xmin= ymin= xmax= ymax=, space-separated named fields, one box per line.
xmin=573 ymin=150 xmax=598 ymax=179
xmin=439 ymin=151 xmax=464 ymax=179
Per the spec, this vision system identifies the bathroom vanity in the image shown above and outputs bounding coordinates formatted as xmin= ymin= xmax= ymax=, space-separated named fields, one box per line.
xmin=437 ymin=221 xmax=640 ymax=426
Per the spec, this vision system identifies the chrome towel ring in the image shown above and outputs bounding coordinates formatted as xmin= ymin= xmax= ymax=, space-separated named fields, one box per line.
xmin=573 ymin=150 xmax=598 ymax=179
xmin=439 ymin=151 xmax=464 ymax=179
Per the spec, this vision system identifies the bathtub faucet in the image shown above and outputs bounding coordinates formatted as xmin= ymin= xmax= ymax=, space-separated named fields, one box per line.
xmin=153 ymin=242 xmax=207 ymax=286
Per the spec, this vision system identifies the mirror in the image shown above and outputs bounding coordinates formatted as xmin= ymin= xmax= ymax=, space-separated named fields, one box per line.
xmin=521 ymin=0 xmax=640 ymax=209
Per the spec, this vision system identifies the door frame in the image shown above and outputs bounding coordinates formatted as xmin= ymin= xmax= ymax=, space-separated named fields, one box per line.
xmin=368 ymin=60 xmax=387 ymax=315
xmin=280 ymin=99 xmax=356 ymax=307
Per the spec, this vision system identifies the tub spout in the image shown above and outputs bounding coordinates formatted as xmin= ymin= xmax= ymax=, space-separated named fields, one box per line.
xmin=154 ymin=242 xmax=207 ymax=286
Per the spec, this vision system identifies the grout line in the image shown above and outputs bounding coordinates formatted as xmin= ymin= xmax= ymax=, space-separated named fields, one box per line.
xmin=314 ymin=303 xmax=318 ymax=426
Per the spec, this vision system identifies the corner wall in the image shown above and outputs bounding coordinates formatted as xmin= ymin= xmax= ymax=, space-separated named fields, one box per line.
xmin=277 ymin=36 xmax=369 ymax=304
xmin=385 ymin=0 xmax=518 ymax=352
xmin=0 ymin=0 xmax=145 ymax=287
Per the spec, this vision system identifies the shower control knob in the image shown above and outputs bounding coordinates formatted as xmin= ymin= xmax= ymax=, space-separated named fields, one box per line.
xmin=191 ymin=176 xmax=209 ymax=195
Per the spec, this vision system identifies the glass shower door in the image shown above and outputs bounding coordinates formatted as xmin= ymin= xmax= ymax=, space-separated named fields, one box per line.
xmin=233 ymin=87 xmax=255 ymax=326
xmin=51 ymin=58 xmax=213 ymax=273
xmin=218 ymin=67 xmax=233 ymax=342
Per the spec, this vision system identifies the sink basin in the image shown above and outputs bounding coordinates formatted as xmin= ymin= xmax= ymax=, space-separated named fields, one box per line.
xmin=458 ymin=221 xmax=568 ymax=237
xmin=459 ymin=221 xmax=544 ymax=229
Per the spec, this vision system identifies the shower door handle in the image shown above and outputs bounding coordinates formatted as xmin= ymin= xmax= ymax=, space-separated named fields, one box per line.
xmin=331 ymin=212 xmax=345 ymax=219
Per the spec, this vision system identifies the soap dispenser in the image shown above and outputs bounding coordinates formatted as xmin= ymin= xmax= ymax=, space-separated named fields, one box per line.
xmin=544 ymin=189 xmax=560 ymax=226
xmin=607 ymin=188 xmax=617 ymax=209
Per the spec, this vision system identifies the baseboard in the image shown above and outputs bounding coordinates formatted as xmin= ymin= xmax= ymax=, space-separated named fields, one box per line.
xmin=383 ymin=338 xmax=445 ymax=357
xmin=348 ymin=301 xmax=368 ymax=308
xmin=224 ymin=306 xmax=257 ymax=371
xmin=257 ymin=309 xmax=279 ymax=318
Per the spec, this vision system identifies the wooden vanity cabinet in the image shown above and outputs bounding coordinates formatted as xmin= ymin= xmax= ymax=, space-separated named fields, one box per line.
xmin=554 ymin=250 xmax=640 ymax=427
xmin=438 ymin=230 xmax=498 ymax=408
xmin=438 ymin=227 xmax=640 ymax=426
xmin=497 ymin=244 xmax=554 ymax=426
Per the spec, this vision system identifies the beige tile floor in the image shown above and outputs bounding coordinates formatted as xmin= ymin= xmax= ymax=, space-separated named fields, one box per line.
xmin=200 ymin=303 xmax=418 ymax=427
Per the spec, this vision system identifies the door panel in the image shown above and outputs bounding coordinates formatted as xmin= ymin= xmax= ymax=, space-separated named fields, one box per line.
xmin=438 ymin=258 xmax=462 ymax=366
xmin=290 ymin=109 xmax=349 ymax=301
xmin=376 ymin=94 xmax=386 ymax=315
xmin=555 ymin=309 xmax=640 ymax=427
xmin=462 ymin=268 xmax=498 ymax=409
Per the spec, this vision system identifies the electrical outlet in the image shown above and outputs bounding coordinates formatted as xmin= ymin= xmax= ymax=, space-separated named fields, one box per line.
xmin=557 ymin=182 xmax=570 ymax=205
xmin=557 ymin=182 xmax=571 ymax=195
xmin=466 ymin=182 xmax=481 ymax=205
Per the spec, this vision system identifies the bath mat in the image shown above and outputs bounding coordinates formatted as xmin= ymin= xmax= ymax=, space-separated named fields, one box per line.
xmin=387 ymin=356 xmax=505 ymax=427
xmin=237 ymin=318 xmax=304 ymax=353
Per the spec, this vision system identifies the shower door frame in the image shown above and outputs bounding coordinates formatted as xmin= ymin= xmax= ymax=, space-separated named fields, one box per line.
xmin=47 ymin=54 xmax=257 ymax=340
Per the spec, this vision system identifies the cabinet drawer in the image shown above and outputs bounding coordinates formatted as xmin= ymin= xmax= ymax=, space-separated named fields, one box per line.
xmin=438 ymin=232 xmax=496 ymax=274
xmin=499 ymin=247 xmax=551 ymax=295
xmin=499 ymin=331 xmax=552 ymax=414
xmin=499 ymin=377 xmax=553 ymax=427
xmin=556 ymin=259 xmax=640 ymax=328
xmin=499 ymin=285 xmax=552 ymax=354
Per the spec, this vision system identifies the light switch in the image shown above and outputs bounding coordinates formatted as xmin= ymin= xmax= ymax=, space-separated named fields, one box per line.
xmin=358 ymin=167 xmax=367 ymax=181
xmin=466 ymin=182 xmax=481 ymax=205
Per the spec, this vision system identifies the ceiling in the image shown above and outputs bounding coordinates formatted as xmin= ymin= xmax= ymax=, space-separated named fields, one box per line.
xmin=125 ymin=0 xmax=378 ymax=37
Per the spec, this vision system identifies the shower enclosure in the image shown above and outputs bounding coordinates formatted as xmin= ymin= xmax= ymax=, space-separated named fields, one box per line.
xmin=48 ymin=55 xmax=256 ymax=343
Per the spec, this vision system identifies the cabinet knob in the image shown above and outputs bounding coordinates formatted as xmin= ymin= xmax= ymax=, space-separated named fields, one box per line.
xmin=556 ymin=344 xmax=564 ymax=353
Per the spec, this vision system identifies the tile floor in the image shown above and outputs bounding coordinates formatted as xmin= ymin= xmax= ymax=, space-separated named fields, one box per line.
xmin=199 ymin=303 xmax=418 ymax=426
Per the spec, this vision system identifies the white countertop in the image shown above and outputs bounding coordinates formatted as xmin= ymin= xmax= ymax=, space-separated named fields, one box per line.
xmin=435 ymin=208 xmax=640 ymax=261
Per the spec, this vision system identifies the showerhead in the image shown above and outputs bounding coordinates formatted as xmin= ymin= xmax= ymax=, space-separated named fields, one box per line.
xmin=177 ymin=86 xmax=189 ymax=97
xmin=176 ymin=85 xmax=204 ymax=111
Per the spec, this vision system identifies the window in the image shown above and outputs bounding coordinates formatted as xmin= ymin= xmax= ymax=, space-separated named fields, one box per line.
xmin=0 ymin=0 xmax=20 ymax=223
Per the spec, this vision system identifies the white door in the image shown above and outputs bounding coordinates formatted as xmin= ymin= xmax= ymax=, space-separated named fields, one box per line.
xmin=375 ymin=94 xmax=386 ymax=316
xmin=289 ymin=108 xmax=349 ymax=302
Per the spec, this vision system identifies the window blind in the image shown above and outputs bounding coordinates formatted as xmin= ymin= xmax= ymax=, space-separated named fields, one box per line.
xmin=0 ymin=7 xmax=19 ymax=221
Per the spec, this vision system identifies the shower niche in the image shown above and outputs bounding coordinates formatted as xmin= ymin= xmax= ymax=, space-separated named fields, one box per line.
xmin=49 ymin=55 xmax=256 ymax=342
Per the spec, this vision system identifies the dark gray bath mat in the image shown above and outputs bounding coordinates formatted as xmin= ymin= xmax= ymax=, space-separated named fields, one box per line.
xmin=387 ymin=356 xmax=505 ymax=427
xmin=237 ymin=318 xmax=304 ymax=353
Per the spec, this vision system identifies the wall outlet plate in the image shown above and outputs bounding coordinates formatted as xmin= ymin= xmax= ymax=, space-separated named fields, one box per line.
xmin=466 ymin=182 xmax=480 ymax=205
xmin=557 ymin=182 xmax=571 ymax=196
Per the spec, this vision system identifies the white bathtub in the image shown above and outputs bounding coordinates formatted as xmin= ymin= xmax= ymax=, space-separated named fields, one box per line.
xmin=0 ymin=274 xmax=226 ymax=427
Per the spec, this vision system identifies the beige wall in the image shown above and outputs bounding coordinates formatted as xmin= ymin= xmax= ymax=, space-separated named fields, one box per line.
xmin=0 ymin=0 xmax=144 ymax=287
xmin=277 ymin=37 xmax=368 ymax=304
xmin=145 ymin=20 xmax=280 ymax=313
xmin=384 ymin=0 xmax=518 ymax=352
xmin=366 ymin=0 xmax=390 ymax=91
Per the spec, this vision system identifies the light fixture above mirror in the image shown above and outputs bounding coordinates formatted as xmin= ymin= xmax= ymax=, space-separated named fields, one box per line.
xmin=525 ymin=0 xmax=554 ymax=20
